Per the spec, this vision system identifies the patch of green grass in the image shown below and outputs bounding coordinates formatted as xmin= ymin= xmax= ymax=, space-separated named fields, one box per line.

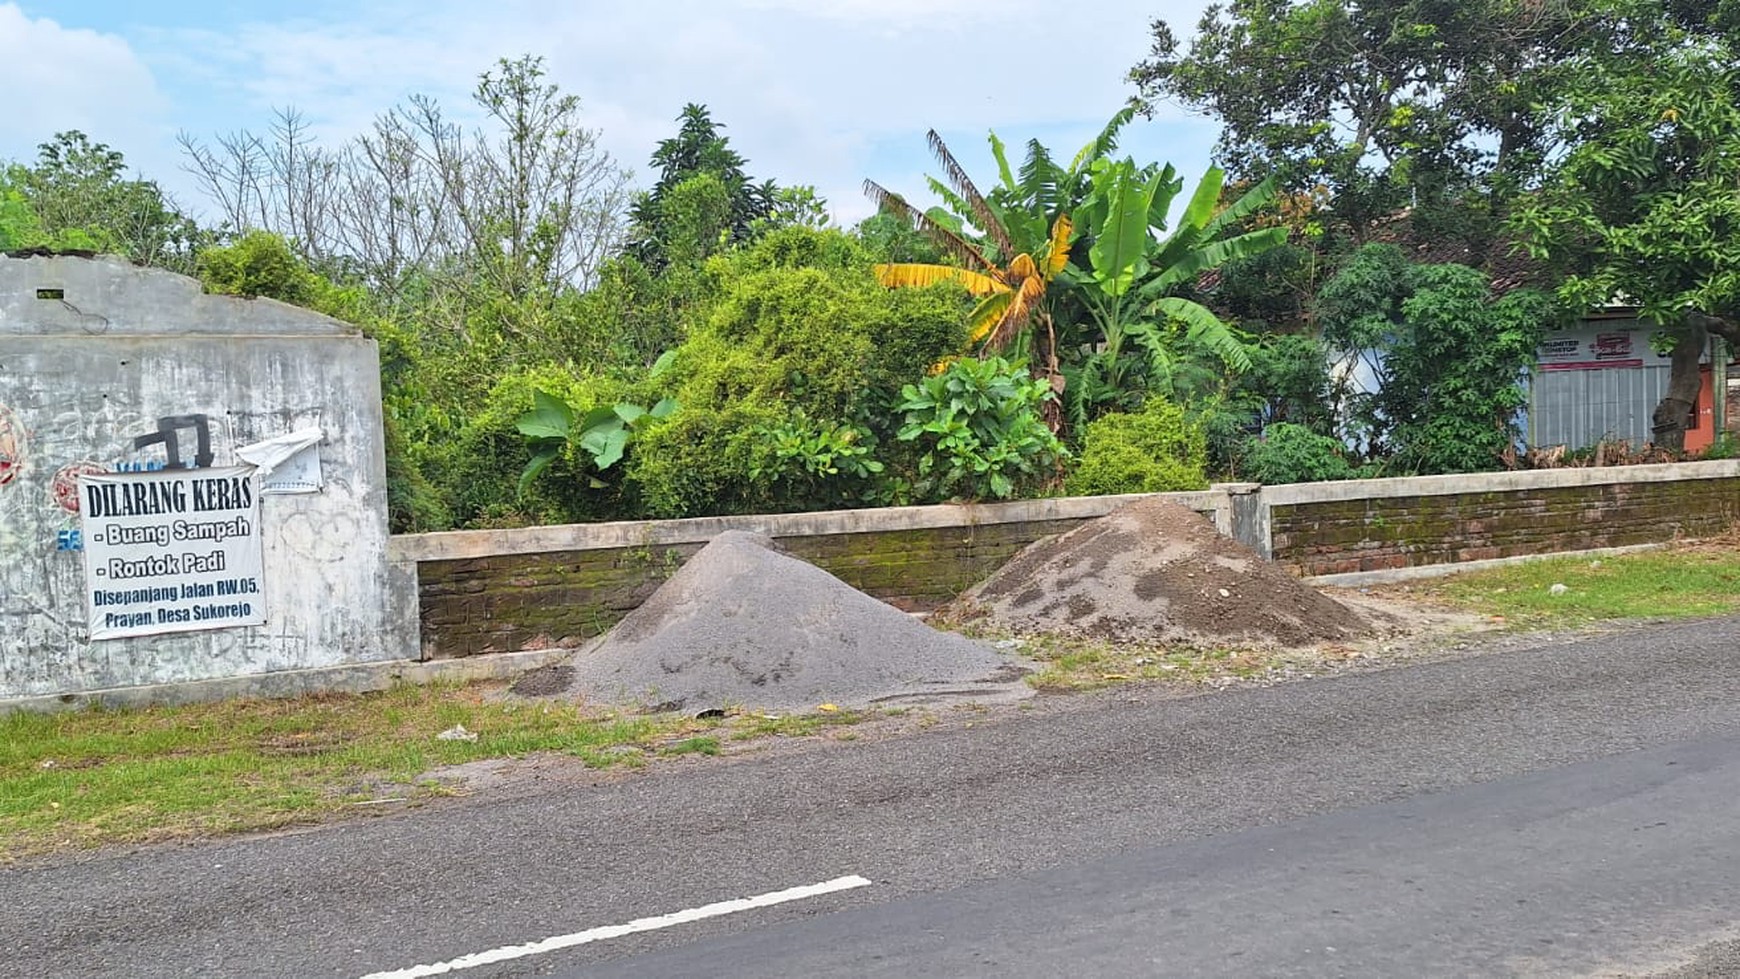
xmin=1018 ymin=635 xmax=1273 ymax=691
xmin=1412 ymin=545 xmax=1740 ymax=627
xmin=0 ymin=681 xmax=706 ymax=859
xmin=725 ymin=709 xmax=863 ymax=741
xmin=658 ymin=736 xmax=720 ymax=757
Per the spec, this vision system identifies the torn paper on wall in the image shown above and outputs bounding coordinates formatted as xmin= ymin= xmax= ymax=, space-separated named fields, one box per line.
xmin=236 ymin=427 xmax=323 ymax=494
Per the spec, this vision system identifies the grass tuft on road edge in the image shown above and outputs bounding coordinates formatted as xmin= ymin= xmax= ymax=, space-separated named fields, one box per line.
xmin=0 ymin=683 xmax=859 ymax=860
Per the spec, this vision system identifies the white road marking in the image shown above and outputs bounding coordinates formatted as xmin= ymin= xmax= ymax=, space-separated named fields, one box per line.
xmin=358 ymin=874 xmax=874 ymax=979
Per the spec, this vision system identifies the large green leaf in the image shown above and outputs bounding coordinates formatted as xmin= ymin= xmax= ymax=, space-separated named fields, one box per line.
xmin=595 ymin=428 xmax=631 ymax=470
xmin=1144 ymin=164 xmax=1182 ymax=231
xmin=989 ymin=131 xmax=1017 ymax=194
xmin=516 ymin=388 xmax=574 ymax=439
xmin=1069 ymin=106 xmax=1138 ymax=176
xmin=1178 ymin=166 xmax=1226 ymax=233
xmin=1143 ymin=226 xmax=1290 ymax=296
xmin=1087 ymin=161 xmax=1158 ymax=298
xmin=1152 ymin=167 xmax=1226 ymax=271
xmin=1151 ymin=297 xmax=1253 ymax=373
xmin=517 ymin=444 xmax=562 ymax=496
xmin=577 ymin=404 xmax=619 ymax=434
xmin=1018 ymin=140 xmax=1062 ymax=215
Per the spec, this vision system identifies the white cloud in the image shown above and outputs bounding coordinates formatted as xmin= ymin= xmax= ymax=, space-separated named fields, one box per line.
xmin=0 ymin=4 xmax=168 ymax=172
xmin=37 ymin=0 xmax=1218 ymax=226
xmin=739 ymin=0 xmax=1045 ymax=25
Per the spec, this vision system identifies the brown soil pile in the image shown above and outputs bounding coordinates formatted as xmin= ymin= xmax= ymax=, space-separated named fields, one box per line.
xmin=945 ymin=497 xmax=1371 ymax=646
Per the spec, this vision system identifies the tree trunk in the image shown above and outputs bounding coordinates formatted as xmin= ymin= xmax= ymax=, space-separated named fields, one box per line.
xmin=1650 ymin=322 xmax=1707 ymax=451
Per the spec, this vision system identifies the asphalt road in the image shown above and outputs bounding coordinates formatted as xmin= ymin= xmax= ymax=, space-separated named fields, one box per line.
xmin=3 ymin=615 xmax=1738 ymax=979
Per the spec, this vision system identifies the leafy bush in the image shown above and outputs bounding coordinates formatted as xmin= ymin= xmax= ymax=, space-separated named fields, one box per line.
xmin=439 ymin=366 xmax=645 ymax=525
xmin=629 ymin=403 xmax=786 ymax=517
xmin=517 ymin=387 xmax=677 ymax=493
xmin=750 ymin=413 xmax=888 ymax=510
xmin=198 ymin=231 xmax=314 ymax=303
xmin=1064 ymin=398 xmax=1208 ymax=496
xmin=895 ymin=357 xmax=1066 ymax=502
xmin=1317 ymin=244 xmax=1561 ymax=474
xmin=624 ymin=228 xmax=970 ymax=517
xmin=1240 ymin=423 xmax=1356 ymax=484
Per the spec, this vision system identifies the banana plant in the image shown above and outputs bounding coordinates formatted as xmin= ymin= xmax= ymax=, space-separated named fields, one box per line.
xmin=1063 ymin=161 xmax=1287 ymax=426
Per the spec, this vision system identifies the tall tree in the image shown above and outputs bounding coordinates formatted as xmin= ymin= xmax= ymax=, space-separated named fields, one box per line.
xmin=1510 ymin=21 xmax=1740 ymax=450
xmin=625 ymin=104 xmax=777 ymax=271
xmin=8 ymin=131 xmax=203 ymax=270
xmin=1129 ymin=0 xmax=1589 ymax=248
xmin=181 ymin=56 xmax=631 ymax=300
xmin=1317 ymin=243 xmax=1556 ymax=471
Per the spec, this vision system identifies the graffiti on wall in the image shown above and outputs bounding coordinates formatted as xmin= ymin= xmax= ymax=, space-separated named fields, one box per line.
xmin=46 ymin=462 xmax=106 ymax=551
xmin=0 ymin=405 xmax=23 ymax=488
xmin=132 ymin=414 xmax=214 ymax=469
xmin=3 ymin=402 xmax=224 ymax=559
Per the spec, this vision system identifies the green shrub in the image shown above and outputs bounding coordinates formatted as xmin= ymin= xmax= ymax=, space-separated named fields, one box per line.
xmin=1240 ymin=423 xmax=1356 ymax=484
xmin=628 ymin=403 xmax=784 ymax=518
xmin=1064 ymin=399 xmax=1208 ymax=496
xmin=442 ymin=366 xmax=644 ymax=525
xmin=750 ymin=413 xmax=888 ymax=511
xmin=895 ymin=357 xmax=1066 ymax=502
xmin=197 ymin=231 xmax=312 ymax=302
xmin=624 ymin=230 xmax=970 ymax=517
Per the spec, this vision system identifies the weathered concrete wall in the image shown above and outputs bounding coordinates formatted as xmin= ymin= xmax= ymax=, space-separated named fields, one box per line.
xmin=0 ymin=254 xmax=415 ymax=699
xmin=1265 ymin=461 xmax=1740 ymax=578
xmin=394 ymin=463 xmax=1740 ymax=661
xmin=393 ymin=491 xmax=1234 ymax=659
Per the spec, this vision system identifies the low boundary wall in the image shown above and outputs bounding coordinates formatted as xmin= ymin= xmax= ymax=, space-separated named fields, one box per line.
xmin=390 ymin=491 xmax=1232 ymax=659
xmin=393 ymin=461 xmax=1739 ymax=661
xmin=1267 ymin=461 xmax=1740 ymax=578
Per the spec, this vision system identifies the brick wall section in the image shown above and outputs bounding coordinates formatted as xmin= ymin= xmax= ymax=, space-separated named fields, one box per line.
xmin=418 ymin=518 xmax=1087 ymax=659
xmin=405 ymin=465 xmax=1738 ymax=660
xmin=1270 ymin=477 xmax=1740 ymax=577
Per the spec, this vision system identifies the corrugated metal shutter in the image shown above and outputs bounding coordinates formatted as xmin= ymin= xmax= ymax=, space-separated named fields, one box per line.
xmin=1528 ymin=366 xmax=1672 ymax=448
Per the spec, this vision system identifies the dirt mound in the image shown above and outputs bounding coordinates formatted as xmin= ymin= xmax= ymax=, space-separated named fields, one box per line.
xmin=946 ymin=497 xmax=1370 ymax=646
xmin=547 ymin=530 xmax=1030 ymax=714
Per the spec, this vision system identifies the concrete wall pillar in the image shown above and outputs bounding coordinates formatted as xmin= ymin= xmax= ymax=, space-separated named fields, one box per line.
xmin=1212 ymin=482 xmax=1270 ymax=558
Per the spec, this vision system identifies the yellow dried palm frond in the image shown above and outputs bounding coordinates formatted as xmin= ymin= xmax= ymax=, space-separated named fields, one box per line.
xmin=862 ymin=180 xmax=999 ymax=274
xmin=1044 ymin=215 xmax=1073 ymax=277
xmin=968 ymin=292 xmax=1015 ymax=345
xmin=875 ymin=263 xmax=1007 ymax=296
xmin=983 ymin=288 xmax=1038 ymax=351
xmin=1008 ymin=253 xmax=1039 ymax=280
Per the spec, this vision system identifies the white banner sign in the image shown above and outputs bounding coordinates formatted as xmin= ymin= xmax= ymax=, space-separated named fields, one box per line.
xmin=80 ymin=466 xmax=266 ymax=640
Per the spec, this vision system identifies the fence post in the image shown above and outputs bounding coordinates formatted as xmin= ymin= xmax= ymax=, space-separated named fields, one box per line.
xmin=1212 ymin=482 xmax=1270 ymax=558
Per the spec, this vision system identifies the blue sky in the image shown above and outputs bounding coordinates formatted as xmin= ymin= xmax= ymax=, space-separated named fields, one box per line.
xmin=3 ymin=0 xmax=1218 ymax=226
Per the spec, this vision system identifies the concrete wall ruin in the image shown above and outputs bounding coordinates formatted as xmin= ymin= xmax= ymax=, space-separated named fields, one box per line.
xmin=0 ymin=254 xmax=416 ymax=700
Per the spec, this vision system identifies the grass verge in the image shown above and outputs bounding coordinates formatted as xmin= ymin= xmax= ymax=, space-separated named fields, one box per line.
xmin=1392 ymin=540 xmax=1740 ymax=628
xmin=1016 ymin=635 xmax=1372 ymax=693
xmin=0 ymin=682 xmax=860 ymax=860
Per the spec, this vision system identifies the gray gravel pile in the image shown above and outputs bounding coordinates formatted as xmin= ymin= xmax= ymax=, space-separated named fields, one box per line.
xmin=554 ymin=530 xmax=1030 ymax=714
